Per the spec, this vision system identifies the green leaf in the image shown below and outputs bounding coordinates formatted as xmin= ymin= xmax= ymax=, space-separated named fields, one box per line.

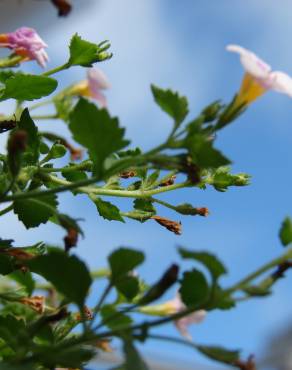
xmin=143 ymin=170 xmax=160 ymax=189
xmin=179 ymin=269 xmax=209 ymax=306
xmin=196 ymin=345 xmax=240 ymax=365
xmin=101 ymin=304 xmax=133 ymax=330
xmin=211 ymin=167 xmax=250 ymax=192
xmin=279 ymin=217 xmax=292 ymax=247
xmin=35 ymin=344 xmax=95 ymax=368
xmin=0 ymin=74 xmax=57 ymax=101
xmin=8 ymin=270 xmax=35 ymax=296
xmin=13 ymin=194 xmax=58 ymax=228
xmin=116 ymin=276 xmax=140 ymax=300
xmin=69 ymin=99 xmax=129 ymax=176
xmin=27 ymin=250 xmax=92 ymax=307
xmin=178 ymin=248 xmax=227 ymax=280
xmin=0 ymin=315 xmax=26 ymax=351
xmin=109 ymin=248 xmax=144 ymax=281
xmin=243 ymin=285 xmax=271 ymax=297
xmin=151 ymin=85 xmax=188 ymax=126
xmin=187 ymin=135 xmax=230 ymax=168
xmin=46 ymin=143 xmax=67 ymax=160
xmin=94 ymin=197 xmax=125 ymax=222
xmin=122 ymin=339 xmax=149 ymax=370
xmin=18 ymin=108 xmax=40 ymax=165
xmin=0 ymin=255 xmax=14 ymax=275
xmin=68 ymin=34 xmax=101 ymax=67
xmin=133 ymin=199 xmax=155 ymax=213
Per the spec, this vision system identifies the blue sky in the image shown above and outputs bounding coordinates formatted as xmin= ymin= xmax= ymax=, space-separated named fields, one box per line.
xmin=1 ymin=0 xmax=292 ymax=368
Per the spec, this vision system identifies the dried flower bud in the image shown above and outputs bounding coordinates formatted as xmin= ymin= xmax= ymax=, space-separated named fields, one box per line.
xmin=51 ymin=0 xmax=72 ymax=16
xmin=119 ymin=170 xmax=136 ymax=179
xmin=234 ymin=355 xmax=256 ymax=370
xmin=19 ymin=296 xmax=45 ymax=314
xmin=75 ymin=306 xmax=93 ymax=321
xmin=159 ymin=175 xmax=176 ymax=187
xmin=96 ymin=339 xmax=113 ymax=353
xmin=8 ymin=130 xmax=27 ymax=153
xmin=196 ymin=207 xmax=209 ymax=217
xmin=64 ymin=228 xmax=78 ymax=252
xmin=139 ymin=264 xmax=179 ymax=305
xmin=152 ymin=215 xmax=182 ymax=235
xmin=2 ymin=248 xmax=34 ymax=261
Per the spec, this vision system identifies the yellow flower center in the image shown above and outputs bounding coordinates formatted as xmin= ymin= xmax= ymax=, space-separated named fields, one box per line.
xmin=235 ymin=72 xmax=266 ymax=107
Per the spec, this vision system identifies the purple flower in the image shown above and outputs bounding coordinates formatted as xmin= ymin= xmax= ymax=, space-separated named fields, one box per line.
xmin=0 ymin=27 xmax=49 ymax=68
xmin=227 ymin=44 xmax=292 ymax=105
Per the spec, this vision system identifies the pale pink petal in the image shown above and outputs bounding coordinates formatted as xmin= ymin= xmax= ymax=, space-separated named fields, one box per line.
xmin=175 ymin=310 xmax=207 ymax=341
xmin=226 ymin=44 xmax=271 ymax=80
xmin=88 ymin=68 xmax=110 ymax=90
xmin=268 ymin=71 xmax=292 ymax=97
xmin=90 ymin=90 xmax=107 ymax=107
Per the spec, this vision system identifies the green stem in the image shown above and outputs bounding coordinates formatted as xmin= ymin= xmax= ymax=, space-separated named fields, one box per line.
xmin=227 ymin=248 xmax=292 ymax=293
xmin=31 ymin=114 xmax=58 ymax=120
xmin=45 ymin=173 xmax=189 ymax=199
xmin=150 ymin=197 xmax=178 ymax=212
xmin=28 ymin=99 xmax=53 ymax=111
xmin=0 ymin=54 xmax=23 ymax=68
xmin=42 ymin=63 xmax=69 ymax=77
xmin=0 ymin=204 xmax=13 ymax=217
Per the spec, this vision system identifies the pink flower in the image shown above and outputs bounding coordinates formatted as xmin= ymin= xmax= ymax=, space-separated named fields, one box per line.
xmin=68 ymin=68 xmax=110 ymax=107
xmin=139 ymin=293 xmax=206 ymax=341
xmin=227 ymin=44 xmax=292 ymax=105
xmin=167 ymin=294 xmax=206 ymax=340
xmin=0 ymin=27 xmax=49 ymax=68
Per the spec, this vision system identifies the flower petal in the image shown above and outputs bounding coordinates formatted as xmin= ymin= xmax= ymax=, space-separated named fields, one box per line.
xmin=227 ymin=44 xmax=271 ymax=80
xmin=268 ymin=71 xmax=292 ymax=97
xmin=175 ymin=310 xmax=207 ymax=341
xmin=88 ymin=68 xmax=110 ymax=90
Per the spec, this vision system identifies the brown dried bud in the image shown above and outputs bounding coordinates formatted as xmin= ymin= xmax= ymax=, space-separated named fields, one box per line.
xmin=8 ymin=130 xmax=28 ymax=154
xmin=64 ymin=228 xmax=78 ymax=252
xmin=51 ymin=0 xmax=72 ymax=16
xmin=159 ymin=175 xmax=176 ymax=187
xmin=96 ymin=339 xmax=113 ymax=353
xmin=151 ymin=215 xmax=182 ymax=235
xmin=139 ymin=264 xmax=179 ymax=305
xmin=75 ymin=306 xmax=93 ymax=321
xmin=69 ymin=147 xmax=83 ymax=161
xmin=272 ymin=261 xmax=292 ymax=279
xmin=0 ymin=118 xmax=17 ymax=133
xmin=182 ymin=157 xmax=201 ymax=184
xmin=196 ymin=207 xmax=209 ymax=217
xmin=19 ymin=296 xmax=45 ymax=314
xmin=234 ymin=355 xmax=256 ymax=370
xmin=119 ymin=170 xmax=137 ymax=179
xmin=2 ymin=248 xmax=34 ymax=261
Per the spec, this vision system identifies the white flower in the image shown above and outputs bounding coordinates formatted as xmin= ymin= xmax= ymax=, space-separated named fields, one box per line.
xmin=227 ymin=44 xmax=292 ymax=105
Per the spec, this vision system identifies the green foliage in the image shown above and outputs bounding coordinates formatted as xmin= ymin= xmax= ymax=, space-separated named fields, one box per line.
xmin=178 ymin=248 xmax=227 ymax=280
xmin=109 ymin=248 xmax=145 ymax=281
xmin=0 ymin=22 xmax=289 ymax=370
xmin=122 ymin=338 xmax=149 ymax=370
xmin=68 ymin=34 xmax=111 ymax=67
xmin=94 ymin=197 xmax=125 ymax=222
xmin=279 ymin=217 xmax=292 ymax=246
xmin=101 ymin=304 xmax=133 ymax=330
xmin=179 ymin=269 xmax=210 ymax=306
xmin=13 ymin=194 xmax=58 ymax=228
xmin=69 ymin=99 xmax=129 ymax=175
xmin=18 ymin=109 xmax=40 ymax=165
xmin=27 ymin=250 xmax=92 ymax=306
xmin=151 ymin=85 xmax=188 ymax=126
xmin=196 ymin=345 xmax=240 ymax=364
xmin=0 ymin=74 xmax=57 ymax=101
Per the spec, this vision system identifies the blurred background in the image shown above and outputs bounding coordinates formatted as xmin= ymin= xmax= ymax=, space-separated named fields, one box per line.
xmin=0 ymin=0 xmax=292 ymax=369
